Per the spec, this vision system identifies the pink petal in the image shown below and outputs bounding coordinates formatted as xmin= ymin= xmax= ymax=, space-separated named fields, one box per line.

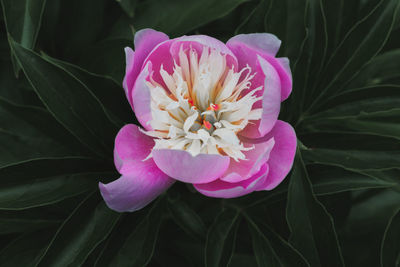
xmin=100 ymin=124 xmax=174 ymax=212
xmin=220 ymin=137 xmax=275 ymax=183
xmin=227 ymin=33 xmax=293 ymax=101
xmin=239 ymin=56 xmax=281 ymax=139
xmin=152 ymin=149 xmax=230 ymax=184
xmin=227 ymin=33 xmax=282 ymax=56
xmin=131 ymin=62 xmax=153 ymax=130
xmin=170 ymin=35 xmax=238 ymax=70
xmin=123 ymin=29 xmax=169 ymax=107
xmin=247 ymin=120 xmax=297 ymax=191
xmin=194 ymin=163 xmax=269 ymax=198
xmin=99 ymin=167 xmax=173 ymax=212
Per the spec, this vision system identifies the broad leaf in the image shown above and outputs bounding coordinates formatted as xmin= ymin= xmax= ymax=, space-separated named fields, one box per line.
xmin=286 ymin=151 xmax=344 ymax=267
xmin=0 ymin=209 xmax=61 ymax=235
xmin=381 ymin=208 xmax=400 ymax=267
xmin=168 ymin=199 xmax=207 ymax=241
xmin=1 ymin=0 xmax=46 ymax=75
xmin=0 ymin=230 xmax=55 ymax=267
xmin=109 ymin=200 xmax=164 ymax=267
xmin=132 ymin=0 xmax=249 ymax=36
xmin=41 ymin=53 xmax=133 ymax=127
xmin=205 ymin=208 xmax=239 ymax=267
xmin=9 ymin=39 xmax=119 ymax=157
xmin=0 ymin=98 xmax=90 ymax=169
xmin=303 ymin=147 xmax=400 ymax=171
xmin=308 ymin=164 xmax=396 ymax=195
xmin=308 ymin=0 xmax=400 ymax=113
xmin=0 ymin=157 xmax=113 ymax=210
xmin=247 ymin=215 xmax=309 ymax=267
xmin=36 ymin=193 xmax=121 ymax=267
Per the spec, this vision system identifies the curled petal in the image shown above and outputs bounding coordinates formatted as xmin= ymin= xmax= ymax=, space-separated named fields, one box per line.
xmin=220 ymin=137 xmax=275 ymax=183
xmin=152 ymin=149 xmax=230 ymax=184
xmin=247 ymin=120 xmax=297 ymax=191
xmin=123 ymin=29 xmax=169 ymax=107
xmin=239 ymin=56 xmax=281 ymax=139
xmin=194 ymin=163 xmax=269 ymax=198
xmin=99 ymin=165 xmax=173 ymax=212
xmin=100 ymin=124 xmax=174 ymax=212
xmin=227 ymin=33 xmax=292 ymax=101
xmin=132 ymin=62 xmax=153 ymax=130
xmin=227 ymin=33 xmax=281 ymax=56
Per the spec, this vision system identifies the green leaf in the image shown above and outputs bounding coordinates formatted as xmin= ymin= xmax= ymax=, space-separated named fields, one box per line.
xmin=308 ymin=164 xmax=396 ymax=195
xmin=0 ymin=209 xmax=61 ymax=235
xmin=0 ymin=157 xmax=113 ymax=210
xmin=286 ymin=151 xmax=344 ymax=267
xmin=1 ymin=0 xmax=46 ymax=75
xmin=205 ymin=208 xmax=239 ymax=267
xmin=343 ymin=189 xmax=400 ymax=266
xmin=51 ymin=0 xmax=108 ymax=59
xmin=117 ymin=0 xmax=137 ymax=17
xmin=303 ymin=85 xmax=400 ymax=119
xmin=246 ymin=215 xmax=310 ymax=267
xmin=308 ymin=0 xmax=400 ymax=113
xmin=302 ymin=147 xmax=400 ymax=171
xmin=0 ymin=230 xmax=55 ymax=267
xmin=36 ymin=193 xmax=121 ymax=267
xmin=109 ymin=200 xmax=164 ymax=267
xmin=168 ymin=199 xmax=207 ymax=240
xmin=348 ymin=49 xmax=400 ymax=88
xmin=41 ymin=53 xmax=133 ymax=127
xmin=299 ymin=0 xmax=329 ymax=111
xmin=132 ymin=0 xmax=249 ymax=36
xmin=9 ymin=39 xmax=119 ymax=157
xmin=79 ymin=38 xmax=132 ymax=84
xmin=0 ymin=98 xmax=90 ymax=168
xmin=235 ymin=0 xmax=270 ymax=34
xmin=381 ymin=208 xmax=400 ymax=267
xmin=302 ymin=109 xmax=400 ymax=140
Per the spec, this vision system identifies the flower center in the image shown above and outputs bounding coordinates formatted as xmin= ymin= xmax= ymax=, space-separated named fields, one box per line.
xmin=143 ymin=45 xmax=263 ymax=161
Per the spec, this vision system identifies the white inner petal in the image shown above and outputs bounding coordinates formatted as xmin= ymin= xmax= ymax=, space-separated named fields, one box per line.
xmin=143 ymin=45 xmax=263 ymax=161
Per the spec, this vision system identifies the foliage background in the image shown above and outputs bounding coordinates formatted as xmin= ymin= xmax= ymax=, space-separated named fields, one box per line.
xmin=1 ymin=0 xmax=400 ymax=266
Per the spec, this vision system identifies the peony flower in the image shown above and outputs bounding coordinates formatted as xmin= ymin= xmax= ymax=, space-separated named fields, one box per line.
xmin=99 ymin=29 xmax=296 ymax=212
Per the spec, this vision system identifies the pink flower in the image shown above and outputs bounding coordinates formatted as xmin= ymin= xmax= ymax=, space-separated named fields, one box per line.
xmin=99 ymin=29 xmax=296 ymax=212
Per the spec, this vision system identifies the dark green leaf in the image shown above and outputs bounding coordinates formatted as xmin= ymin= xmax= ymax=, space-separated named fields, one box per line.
xmin=0 ymin=209 xmax=61 ymax=235
xmin=168 ymin=199 xmax=207 ymax=240
xmin=132 ymin=0 xmax=249 ymax=36
xmin=9 ymin=39 xmax=119 ymax=157
xmin=109 ymin=200 xmax=164 ymax=267
xmin=0 ymin=157 xmax=113 ymax=210
xmin=0 ymin=98 xmax=90 ymax=168
xmin=79 ymin=38 xmax=132 ymax=84
xmin=343 ymin=189 xmax=400 ymax=266
xmin=309 ymin=0 xmax=400 ymax=113
xmin=348 ymin=49 xmax=400 ymax=88
xmin=286 ymin=151 xmax=344 ymax=267
xmin=246 ymin=215 xmax=310 ymax=267
xmin=308 ymin=164 xmax=396 ymax=195
xmin=381 ymin=208 xmax=400 ymax=267
xmin=205 ymin=208 xmax=239 ymax=267
xmin=41 ymin=53 xmax=133 ymax=126
xmin=117 ymin=0 xmax=137 ymax=17
xmin=36 ymin=193 xmax=121 ymax=267
xmin=308 ymin=109 xmax=400 ymax=140
xmin=303 ymin=147 xmax=400 ymax=171
xmin=1 ymin=0 xmax=46 ymax=75
xmin=0 ymin=230 xmax=55 ymax=267
xmin=235 ymin=0 xmax=270 ymax=34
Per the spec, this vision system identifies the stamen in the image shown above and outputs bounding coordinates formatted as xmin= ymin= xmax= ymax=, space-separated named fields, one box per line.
xmin=203 ymin=120 xmax=212 ymax=130
xmin=144 ymin=46 xmax=264 ymax=159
